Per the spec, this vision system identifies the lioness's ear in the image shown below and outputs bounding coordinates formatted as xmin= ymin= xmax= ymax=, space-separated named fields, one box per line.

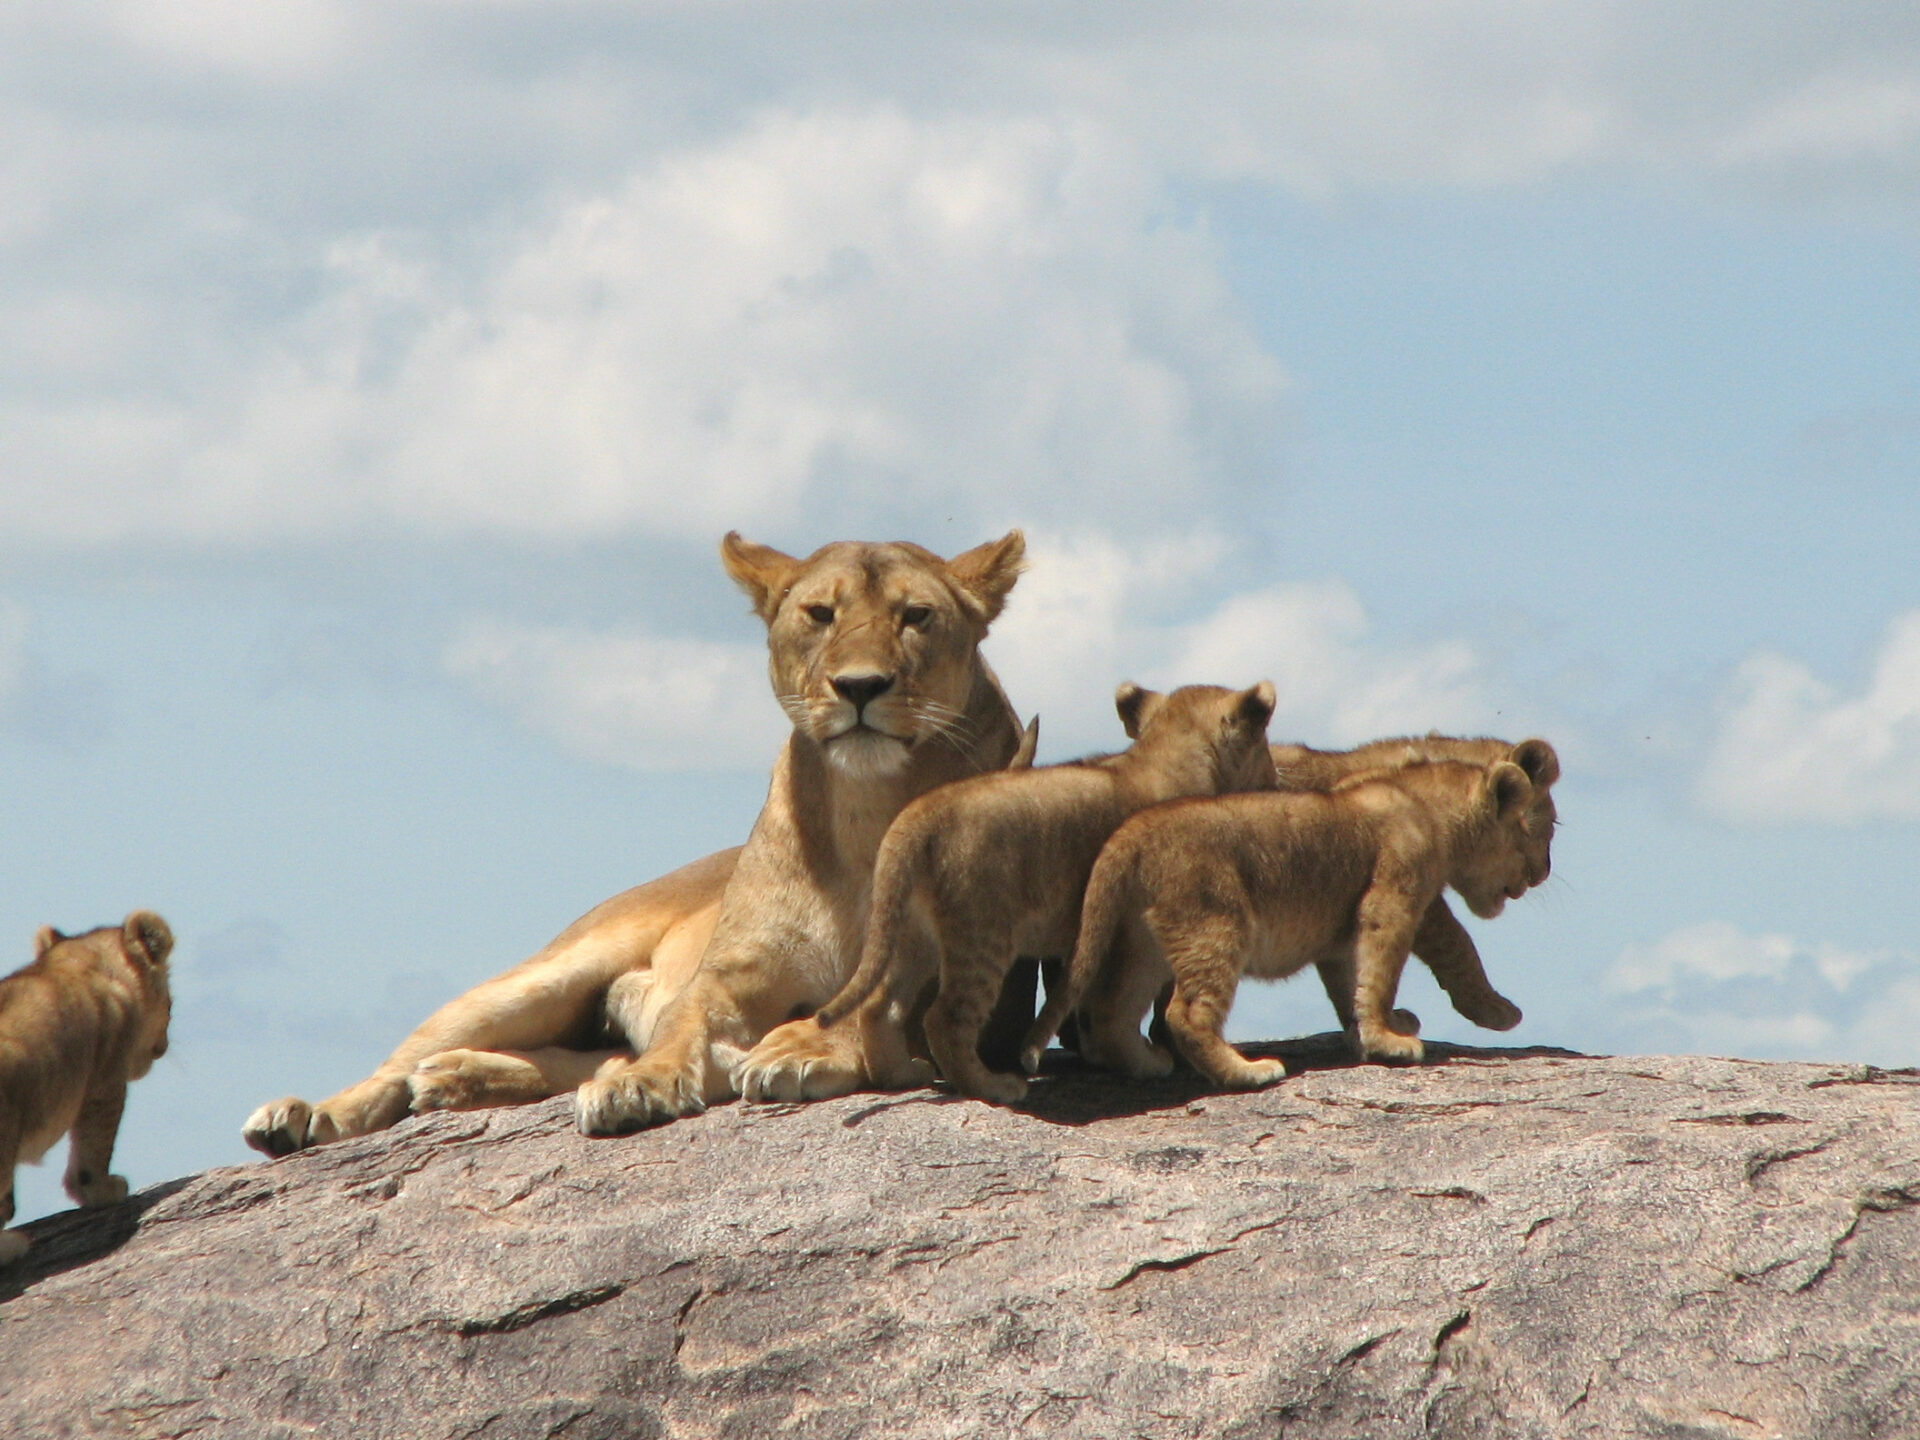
xmin=33 ymin=925 xmax=61 ymax=960
xmin=1509 ymin=738 xmax=1560 ymax=789
xmin=123 ymin=911 xmax=174 ymax=969
xmin=720 ymin=532 xmax=804 ymax=624
xmin=946 ymin=530 xmax=1025 ymax=628
xmin=1488 ymin=761 xmax=1532 ymax=819
xmin=1238 ymin=681 xmax=1277 ymax=732
xmin=1114 ymin=682 xmax=1162 ymax=740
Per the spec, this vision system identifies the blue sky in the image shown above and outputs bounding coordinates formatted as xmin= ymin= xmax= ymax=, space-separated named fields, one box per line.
xmin=5 ymin=4 xmax=1920 ymax=1222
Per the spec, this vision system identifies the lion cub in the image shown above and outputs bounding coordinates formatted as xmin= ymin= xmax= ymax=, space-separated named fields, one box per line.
xmin=1023 ymin=748 xmax=1557 ymax=1089
xmin=814 ymin=681 xmax=1279 ymax=1104
xmin=0 ymin=912 xmax=174 ymax=1264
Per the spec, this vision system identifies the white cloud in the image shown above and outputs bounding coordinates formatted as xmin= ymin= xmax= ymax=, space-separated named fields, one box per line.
xmin=1604 ymin=919 xmax=1920 ymax=1065
xmin=1698 ymin=611 xmax=1920 ymax=823
xmin=442 ymin=619 xmax=787 ymax=772
xmin=0 ymin=109 xmax=1281 ymax=548
xmin=986 ymin=533 xmax=1505 ymax=757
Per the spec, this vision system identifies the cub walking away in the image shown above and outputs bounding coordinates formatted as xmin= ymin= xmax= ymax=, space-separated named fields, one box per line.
xmin=813 ymin=682 xmax=1279 ymax=1105
xmin=1024 ymin=746 xmax=1558 ymax=1089
xmin=0 ymin=912 xmax=174 ymax=1264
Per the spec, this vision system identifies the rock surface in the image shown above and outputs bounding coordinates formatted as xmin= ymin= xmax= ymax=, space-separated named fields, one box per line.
xmin=3 ymin=1036 xmax=1919 ymax=1439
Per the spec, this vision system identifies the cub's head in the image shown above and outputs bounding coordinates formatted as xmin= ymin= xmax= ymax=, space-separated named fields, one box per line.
xmin=1115 ymin=680 xmax=1281 ymax=793
xmin=722 ymin=530 xmax=1025 ymax=777
xmin=1452 ymin=739 xmax=1560 ymax=919
xmin=32 ymin=910 xmax=175 ymax=1078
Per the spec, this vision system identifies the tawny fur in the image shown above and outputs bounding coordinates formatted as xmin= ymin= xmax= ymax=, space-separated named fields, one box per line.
xmin=810 ymin=682 xmax=1279 ymax=1105
xmin=242 ymin=532 xmax=1030 ymax=1152
xmin=1024 ymin=746 xmax=1558 ymax=1090
xmin=1270 ymin=734 xmax=1561 ymax=1041
xmin=0 ymin=912 xmax=173 ymax=1264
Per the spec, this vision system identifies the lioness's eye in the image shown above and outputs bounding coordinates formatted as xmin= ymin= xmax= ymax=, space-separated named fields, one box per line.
xmin=901 ymin=605 xmax=933 ymax=629
xmin=805 ymin=604 xmax=834 ymax=625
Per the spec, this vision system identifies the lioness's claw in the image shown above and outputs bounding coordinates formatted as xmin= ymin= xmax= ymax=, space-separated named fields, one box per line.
xmin=575 ymin=1068 xmax=704 ymax=1136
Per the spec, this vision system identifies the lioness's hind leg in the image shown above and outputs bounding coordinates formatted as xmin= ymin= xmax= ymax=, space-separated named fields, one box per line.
xmin=409 ymin=1048 xmax=625 ymax=1112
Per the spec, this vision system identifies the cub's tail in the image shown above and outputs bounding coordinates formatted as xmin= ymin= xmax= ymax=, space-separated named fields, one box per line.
xmin=814 ymin=818 xmax=929 ymax=1027
xmin=1020 ymin=831 xmax=1138 ymax=1073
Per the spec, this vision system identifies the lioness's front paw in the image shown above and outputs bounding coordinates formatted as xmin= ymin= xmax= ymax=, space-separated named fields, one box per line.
xmin=0 ymin=1230 xmax=29 ymax=1266
xmin=70 ymin=1173 xmax=128 ymax=1208
xmin=575 ymin=1065 xmax=704 ymax=1136
xmin=960 ymin=1069 xmax=1030 ymax=1106
xmin=408 ymin=1051 xmax=495 ymax=1112
xmin=243 ymin=1096 xmax=321 ymax=1157
xmin=736 ymin=1020 xmax=863 ymax=1102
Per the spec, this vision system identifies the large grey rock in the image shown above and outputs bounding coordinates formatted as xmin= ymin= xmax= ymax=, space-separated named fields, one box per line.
xmin=3 ymin=1037 xmax=1918 ymax=1439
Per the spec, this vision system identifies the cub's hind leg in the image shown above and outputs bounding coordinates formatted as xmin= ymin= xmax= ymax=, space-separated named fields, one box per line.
xmin=1075 ymin=926 xmax=1177 ymax=1080
xmin=0 ymin=1129 xmax=25 ymax=1265
xmin=1159 ymin=918 xmax=1287 ymax=1089
xmin=923 ymin=931 xmax=1028 ymax=1105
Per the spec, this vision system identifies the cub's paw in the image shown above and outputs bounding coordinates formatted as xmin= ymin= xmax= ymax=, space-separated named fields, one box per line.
xmin=735 ymin=1020 xmax=866 ymax=1103
xmin=575 ymin=1064 xmax=704 ymax=1137
xmin=960 ymin=1069 xmax=1030 ymax=1107
xmin=1225 ymin=1056 xmax=1289 ymax=1090
xmin=1358 ymin=1025 xmax=1426 ymax=1064
xmin=1457 ymin=993 xmax=1523 ymax=1031
xmin=243 ymin=1097 xmax=319 ymax=1157
xmin=0 ymin=1229 xmax=29 ymax=1266
xmin=69 ymin=1172 xmax=128 ymax=1208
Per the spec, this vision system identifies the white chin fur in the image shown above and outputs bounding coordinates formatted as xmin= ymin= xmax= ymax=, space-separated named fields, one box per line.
xmin=826 ymin=730 xmax=912 ymax=779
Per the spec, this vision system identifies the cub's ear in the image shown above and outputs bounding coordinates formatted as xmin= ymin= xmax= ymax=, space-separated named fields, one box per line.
xmin=122 ymin=911 xmax=174 ymax=969
xmin=1509 ymin=738 xmax=1560 ymax=789
xmin=1237 ymin=681 xmax=1277 ymax=731
xmin=720 ymin=532 xmax=804 ymax=624
xmin=1114 ymin=682 xmax=1163 ymax=740
xmin=1487 ymin=761 xmax=1532 ymax=819
xmin=33 ymin=925 xmax=62 ymax=960
xmin=946 ymin=530 xmax=1026 ymax=628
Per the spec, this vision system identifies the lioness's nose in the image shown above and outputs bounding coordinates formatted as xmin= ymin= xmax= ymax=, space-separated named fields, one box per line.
xmin=832 ymin=672 xmax=895 ymax=711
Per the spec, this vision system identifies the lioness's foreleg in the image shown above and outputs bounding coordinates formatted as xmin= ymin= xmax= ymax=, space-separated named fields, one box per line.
xmin=409 ymin=1047 xmax=627 ymax=1112
xmin=63 ymin=1080 xmax=130 ymax=1208
xmin=1411 ymin=897 xmax=1522 ymax=1031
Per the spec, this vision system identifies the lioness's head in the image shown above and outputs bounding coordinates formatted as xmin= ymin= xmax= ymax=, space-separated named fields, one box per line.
xmin=722 ymin=531 xmax=1025 ymax=777
xmin=1453 ymin=739 xmax=1560 ymax=919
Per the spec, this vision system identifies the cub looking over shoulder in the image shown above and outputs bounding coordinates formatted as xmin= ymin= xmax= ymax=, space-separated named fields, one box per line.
xmin=811 ymin=681 xmax=1279 ymax=1105
xmin=1024 ymin=747 xmax=1557 ymax=1089
xmin=0 ymin=911 xmax=174 ymax=1264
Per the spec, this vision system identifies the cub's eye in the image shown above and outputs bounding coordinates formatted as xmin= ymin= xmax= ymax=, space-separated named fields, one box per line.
xmin=805 ymin=604 xmax=835 ymax=625
xmin=901 ymin=605 xmax=933 ymax=629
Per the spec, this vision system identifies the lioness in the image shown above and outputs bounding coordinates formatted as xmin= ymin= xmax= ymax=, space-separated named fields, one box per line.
xmin=1273 ymin=735 xmax=1561 ymax=1046
xmin=808 ymin=681 xmax=1278 ymax=1105
xmin=242 ymin=531 xmax=1028 ymax=1153
xmin=1023 ymin=746 xmax=1558 ymax=1088
xmin=1 ymin=912 xmax=174 ymax=1264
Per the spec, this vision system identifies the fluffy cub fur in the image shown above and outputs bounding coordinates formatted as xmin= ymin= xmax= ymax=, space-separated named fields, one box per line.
xmin=815 ymin=681 xmax=1279 ymax=1104
xmin=1271 ymin=735 xmax=1561 ymax=1044
xmin=1024 ymin=746 xmax=1557 ymax=1089
xmin=0 ymin=912 xmax=174 ymax=1264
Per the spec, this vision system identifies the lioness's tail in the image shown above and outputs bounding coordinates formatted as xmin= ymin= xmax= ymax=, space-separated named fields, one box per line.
xmin=1020 ymin=833 xmax=1138 ymax=1073
xmin=814 ymin=819 xmax=929 ymax=1027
